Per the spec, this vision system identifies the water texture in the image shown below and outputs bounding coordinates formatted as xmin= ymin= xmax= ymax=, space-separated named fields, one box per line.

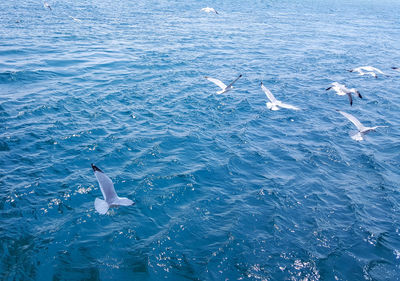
xmin=1 ymin=0 xmax=400 ymax=280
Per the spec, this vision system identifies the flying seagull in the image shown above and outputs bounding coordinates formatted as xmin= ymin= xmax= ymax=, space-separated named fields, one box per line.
xmin=260 ymin=82 xmax=300 ymax=110
xmin=205 ymin=74 xmax=242 ymax=94
xmin=91 ymin=164 xmax=134 ymax=214
xmin=43 ymin=2 xmax=52 ymax=10
xmin=326 ymin=82 xmax=362 ymax=106
xmin=201 ymin=7 xmax=219 ymax=14
xmin=337 ymin=110 xmax=387 ymax=141
xmin=69 ymin=16 xmax=82 ymax=22
xmin=349 ymin=66 xmax=386 ymax=78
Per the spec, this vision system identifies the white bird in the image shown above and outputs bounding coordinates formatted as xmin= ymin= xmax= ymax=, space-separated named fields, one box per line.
xmin=69 ymin=16 xmax=82 ymax=22
xmin=205 ymin=74 xmax=242 ymax=94
xmin=260 ymin=82 xmax=300 ymax=111
xmin=337 ymin=110 xmax=387 ymax=141
xmin=349 ymin=66 xmax=385 ymax=78
xmin=326 ymin=82 xmax=362 ymax=106
xmin=91 ymin=164 xmax=134 ymax=214
xmin=43 ymin=2 xmax=52 ymax=10
xmin=201 ymin=7 xmax=219 ymax=14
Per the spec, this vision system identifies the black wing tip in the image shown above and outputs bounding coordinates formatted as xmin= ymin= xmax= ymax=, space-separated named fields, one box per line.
xmin=91 ymin=163 xmax=103 ymax=173
xmin=326 ymin=87 xmax=331 ymax=91
xmin=391 ymin=67 xmax=398 ymax=70
xmin=239 ymin=74 xmax=243 ymax=77
xmin=260 ymin=81 xmax=263 ymax=85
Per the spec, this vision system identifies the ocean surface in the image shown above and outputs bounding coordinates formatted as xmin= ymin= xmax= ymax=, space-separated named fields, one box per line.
xmin=1 ymin=0 xmax=400 ymax=280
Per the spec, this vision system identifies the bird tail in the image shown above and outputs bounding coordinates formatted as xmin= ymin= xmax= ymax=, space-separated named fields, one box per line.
xmin=351 ymin=132 xmax=364 ymax=141
xmin=112 ymin=197 xmax=134 ymax=206
xmin=95 ymin=198 xmax=109 ymax=214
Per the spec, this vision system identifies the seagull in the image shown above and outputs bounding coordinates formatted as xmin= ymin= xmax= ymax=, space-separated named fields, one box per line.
xmin=43 ymin=2 xmax=52 ymax=10
xmin=69 ymin=16 xmax=82 ymax=22
xmin=205 ymin=74 xmax=242 ymax=94
xmin=326 ymin=82 xmax=362 ymax=106
xmin=349 ymin=66 xmax=386 ymax=78
xmin=201 ymin=7 xmax=219 ymax=14
xmin=337 ymin=110 xmax=387 ymax=141
xmin=260 ymin=82 xmax=300 ymax=111
xmin=91 ymin=164 xmax=134 ymax=214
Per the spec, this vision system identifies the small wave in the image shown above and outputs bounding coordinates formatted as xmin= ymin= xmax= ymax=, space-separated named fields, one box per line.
xmin=0 ymin=70 xmax=59 ymax=84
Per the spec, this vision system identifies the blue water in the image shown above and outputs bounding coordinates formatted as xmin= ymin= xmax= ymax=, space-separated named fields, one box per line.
xmin=1 ymin=0 xmax=400 ymax=280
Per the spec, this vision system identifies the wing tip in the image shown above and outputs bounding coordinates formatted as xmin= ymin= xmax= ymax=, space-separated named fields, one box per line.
xmin=91 ymin=163 xmax=103 ymax=173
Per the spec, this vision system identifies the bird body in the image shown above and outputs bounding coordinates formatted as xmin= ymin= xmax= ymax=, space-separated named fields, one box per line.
xmin=326 ymin=82 xmax=362 ymax=106
xmin=201 ymin=7 xmax=219 ymax=14
xmin=91 ymin=164 xmax=134 ymax=214
xmin=205 ymin=75 xmax=242 ymax=94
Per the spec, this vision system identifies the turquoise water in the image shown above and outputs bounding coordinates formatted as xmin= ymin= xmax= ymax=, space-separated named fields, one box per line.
xmin=1 ymin=0 xmax=400 ymax=280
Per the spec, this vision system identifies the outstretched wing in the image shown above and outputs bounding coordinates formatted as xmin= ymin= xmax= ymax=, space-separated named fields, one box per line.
xmin=226 ymin=74 xmax=242 ymax=88
xmin=260 ymin=82 xmax=278 ymax=103
xmin=367 ymin=66 xmax=384 ymax=74
xmin=338 ymin=111 xmax=364 ymax=131
xmin=205 ymin=76 xmax=227 ymax=90
xmin=347 ymin=93 xmax=353 ymax=106
xmin=92 ymin=164 xmax=117 ymax=202
xmin=278 ymin=102 xmax=300 ymax=110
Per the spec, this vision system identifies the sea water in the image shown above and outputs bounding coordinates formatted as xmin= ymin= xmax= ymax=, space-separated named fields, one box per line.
xmin=1 ymin=0 xmax=400 ymax=280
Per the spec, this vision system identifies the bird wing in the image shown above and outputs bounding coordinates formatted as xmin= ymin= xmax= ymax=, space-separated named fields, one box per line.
xmin=261 ymin=83 xmax=278 ymax=103
xmin=366 ymin=66 xmax=384 ymax=74
xmin=278 ymin=102 xmax=300 ymax=110
xmin=346 ymin=93 xmax=353 ymax=106
xmin=205 ymin=76 xmax=227 ymax=90
xmin=338 ymin=111 xmax=364 ymax=131
xmin=226 ymin=74 xmax=242 ymax=88
xmin=92 ymin=164 xmax=117 ymax=202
